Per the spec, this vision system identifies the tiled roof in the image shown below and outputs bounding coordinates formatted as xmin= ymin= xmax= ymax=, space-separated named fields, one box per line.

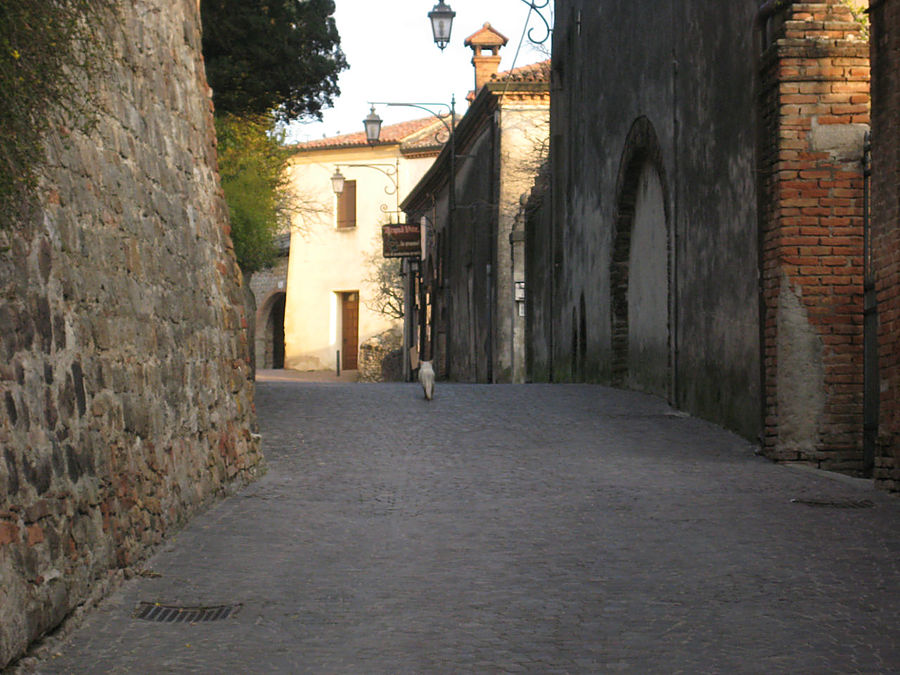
xmin=289 ymin=117 xmax=444 ymax=151
xmin=490 ymin=58 xmax=551 ymax=83
xmin=397 ymin=114 xmax=459 ymax=152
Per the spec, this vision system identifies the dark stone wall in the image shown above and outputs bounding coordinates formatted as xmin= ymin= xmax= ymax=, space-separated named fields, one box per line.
xmin=539 ymin=0 xmax=761 ymax=438
xmin=871 ymin=0 xmax=900 ymax=487
xmin=524 ymin=165 xmax=552 ymax=382
xmin=0 ymin=0 xmax=263 ymax=666
xmin=445 ymin=117 xmax=496 ymax=382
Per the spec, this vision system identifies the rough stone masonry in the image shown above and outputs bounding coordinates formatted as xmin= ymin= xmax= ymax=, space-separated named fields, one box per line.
xmin=0 ymin=0 xmax=264 ymax=667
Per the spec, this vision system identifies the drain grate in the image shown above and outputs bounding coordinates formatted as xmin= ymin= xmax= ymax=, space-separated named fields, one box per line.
xmin=134 ymin=602 xmax=242 ymax=623
xmin=790 ymin=498 xmax=875 ymax=509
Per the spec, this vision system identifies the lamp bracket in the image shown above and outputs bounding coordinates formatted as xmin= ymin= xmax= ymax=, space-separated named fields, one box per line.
xmin=517 ymin=0 xmax=552 ymax=46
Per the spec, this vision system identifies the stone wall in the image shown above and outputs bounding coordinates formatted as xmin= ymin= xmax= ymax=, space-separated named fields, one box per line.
xmin=757 ymin=1 xmax=869 ymax=470
xmin=0 ymin=0 xmax=263 ymax=667
xmin=523 ymin=163 xmax=552 ymax=382
xmin=870 ymin=0 xmax=900 ymax=488
xmin=358 ymin=328 xmax=402 ymax=382
xmin=249 ymin=243 xmax=289 ymax=370
xmin=544 ymin=0 xmax=761 ymax=438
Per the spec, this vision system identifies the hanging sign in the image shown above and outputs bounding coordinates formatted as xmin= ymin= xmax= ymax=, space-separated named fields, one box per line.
xmin=382 ymin=222 xmax=421 ymax=258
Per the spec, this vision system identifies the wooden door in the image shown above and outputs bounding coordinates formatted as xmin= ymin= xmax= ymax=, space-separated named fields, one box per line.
xmin=341 ymin=292 xmax=359 ymax=369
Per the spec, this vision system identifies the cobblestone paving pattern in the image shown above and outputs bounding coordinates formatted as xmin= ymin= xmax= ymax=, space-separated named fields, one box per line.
xmin=30 ymin=382 xmax=900 ymax=673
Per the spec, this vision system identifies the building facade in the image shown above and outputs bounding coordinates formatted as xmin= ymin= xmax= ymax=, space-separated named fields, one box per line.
xmin=283 ymin=120 xmax=444 ymax=373
xmin=532 ymin=0 xmax=872 ymax=473
xmin=403 ymin=25 xmax=550 ymax=383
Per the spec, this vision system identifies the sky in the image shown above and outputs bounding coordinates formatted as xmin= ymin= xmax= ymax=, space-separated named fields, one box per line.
xmin=284 ymin=0 xmax=553 ymax=144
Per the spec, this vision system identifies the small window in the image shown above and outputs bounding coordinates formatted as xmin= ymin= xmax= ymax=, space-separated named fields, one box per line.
xmin=337 ymin=179 xmax=356 ymax=229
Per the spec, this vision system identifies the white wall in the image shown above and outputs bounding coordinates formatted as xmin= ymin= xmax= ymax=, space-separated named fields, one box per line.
xmin=284 ymin=145 xmax=435 ymax=370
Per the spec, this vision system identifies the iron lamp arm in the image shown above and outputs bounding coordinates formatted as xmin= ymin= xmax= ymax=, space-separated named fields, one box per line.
xmin=367 ymin=100 xmax=455 ymax=137
xmin=335 ymin=162 xmax=400 ymax=197
xmin=517 ymin=0 xmax=552 ymax=46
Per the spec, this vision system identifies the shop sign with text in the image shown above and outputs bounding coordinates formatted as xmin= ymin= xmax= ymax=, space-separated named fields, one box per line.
xmin=382 ymin=222 xmax=421 ymax=258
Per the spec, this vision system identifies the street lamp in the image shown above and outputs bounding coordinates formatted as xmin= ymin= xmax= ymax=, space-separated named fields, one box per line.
xmin=427 ymin=0 xmax=552 ymax=48
xmin=428 ymin=0 xmax=456 ymax=50
xmin=364 ymin=97 xmax=456 ymax=221
xmin=363 ymin=106 xmax=382 ymax=145
xmin=365 ymin=99 xmax=457 ymax=369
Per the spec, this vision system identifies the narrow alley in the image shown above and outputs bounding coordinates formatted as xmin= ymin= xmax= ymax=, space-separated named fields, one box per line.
xmin=31 ymin=379 xmax=900 ymax=673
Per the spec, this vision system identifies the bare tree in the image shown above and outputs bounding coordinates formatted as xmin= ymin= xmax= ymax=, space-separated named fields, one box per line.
xmin=363 ymin=243 xmax=405 ymax=319
xmin=282 ymin=183 xmax=331 ymax=237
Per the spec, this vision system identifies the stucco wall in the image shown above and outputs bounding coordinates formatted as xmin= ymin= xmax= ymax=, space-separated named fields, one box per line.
xmin=0 ymin=1 xmax=262 ymax=666
xmin=284 ymin=147 xmax=433 ymax=371
xmin=496 ymin=104 xmax=550 ymax=383
xmin=541 ymin=0 xmax=761 ymax=438
xmin=626 ymin=163 xmax=669 ymax=397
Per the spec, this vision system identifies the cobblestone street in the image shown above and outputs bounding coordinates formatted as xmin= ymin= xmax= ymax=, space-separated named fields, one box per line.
xmin=30 ymin=377 xmax=900 ymax=673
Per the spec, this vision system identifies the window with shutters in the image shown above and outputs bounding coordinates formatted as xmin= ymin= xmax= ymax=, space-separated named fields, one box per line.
xmin=336 ymin=179 xmax=357 ymax=229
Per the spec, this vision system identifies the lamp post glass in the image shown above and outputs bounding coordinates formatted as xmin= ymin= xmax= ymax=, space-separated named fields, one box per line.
xmin=428 ymin=0 xmax=455 ymax=50
xmin=331 ymin=169 xmax=345 ymax=195
xmin=364 ymin=107 xmax=382 ymax=144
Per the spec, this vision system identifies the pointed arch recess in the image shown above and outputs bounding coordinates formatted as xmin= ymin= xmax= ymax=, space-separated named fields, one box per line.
xmin=610 ymin=116 xmax=672 ymax=395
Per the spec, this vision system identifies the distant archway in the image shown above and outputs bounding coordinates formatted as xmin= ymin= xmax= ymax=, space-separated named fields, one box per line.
xmin=256 ymin=291 xmax=286 ymax=369
xmin=610 ymin=117 xmax=671 ymax=398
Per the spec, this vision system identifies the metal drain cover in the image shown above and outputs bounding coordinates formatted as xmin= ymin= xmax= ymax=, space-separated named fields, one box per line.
xmin=790 ymin=498 xmax=875 ymax=509
xmin=134 ymin=602 xmax=242 ymax=623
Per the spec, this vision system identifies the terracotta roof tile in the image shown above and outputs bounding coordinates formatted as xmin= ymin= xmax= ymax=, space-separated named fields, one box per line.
xmin=490 ymin=58 xmax=551 ymax=83
xmin=289 ymin=117 xmax=445 ymax=151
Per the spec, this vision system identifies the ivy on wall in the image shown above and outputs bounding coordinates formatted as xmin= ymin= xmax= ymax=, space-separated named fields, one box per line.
xmin=0 ymin=1 xmax=115 ymax=230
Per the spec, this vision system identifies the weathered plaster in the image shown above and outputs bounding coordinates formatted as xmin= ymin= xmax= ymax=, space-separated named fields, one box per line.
xmin=626 ymin=163 xmax=669 ymax=397
xmin=776 ymin=277 xmax=826 ymax=456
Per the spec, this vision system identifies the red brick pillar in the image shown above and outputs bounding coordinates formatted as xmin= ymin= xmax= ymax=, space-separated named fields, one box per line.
xmin=758 ymin=1 xmax=870 ymax=471
xmin=870 ymin=0 xmax=900 ymax=489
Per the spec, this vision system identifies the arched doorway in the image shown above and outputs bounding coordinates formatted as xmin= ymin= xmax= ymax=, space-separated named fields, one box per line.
xmin=256 ymin=291 xmax=286 ymax=369
xmin=610 ymin=117 xmax=671 ymax=399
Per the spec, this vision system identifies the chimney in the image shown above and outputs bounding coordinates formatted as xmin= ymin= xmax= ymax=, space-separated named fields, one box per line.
xmin=464 ymin=23 xmax=509 ymax=95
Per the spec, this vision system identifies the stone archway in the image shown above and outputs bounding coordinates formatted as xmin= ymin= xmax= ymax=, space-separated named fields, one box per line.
xmin=610 ymin=117 xmax=671 ymax=398
xmin=256 ymin=291 xmax=286 ymax=369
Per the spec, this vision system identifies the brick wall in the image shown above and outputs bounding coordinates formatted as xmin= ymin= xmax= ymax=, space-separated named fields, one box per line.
xmin=870 ymin=0 xmax=900 ymax=488
xmin=758 ymin=1 xmax=870 ymax=470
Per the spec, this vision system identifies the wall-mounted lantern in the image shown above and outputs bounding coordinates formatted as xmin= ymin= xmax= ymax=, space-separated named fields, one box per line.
xmin=330 ymin=168 xmax=345 ymax=195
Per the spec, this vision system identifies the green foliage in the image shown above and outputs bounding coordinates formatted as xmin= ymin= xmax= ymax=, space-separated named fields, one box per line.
xmin=841 ymin=0 xmax=870 ymax=39
xmin=201 ymin=0 xmax=348 ymax=123
xmin=216 ymin=113 xmax=291 ymax=273
xmin=0 ymin=1 xmax=114 ymax=229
